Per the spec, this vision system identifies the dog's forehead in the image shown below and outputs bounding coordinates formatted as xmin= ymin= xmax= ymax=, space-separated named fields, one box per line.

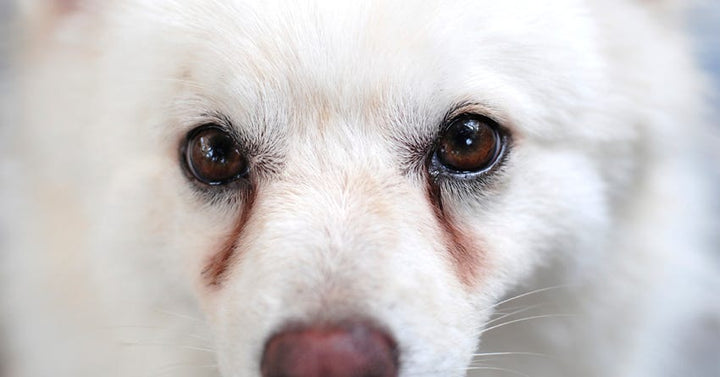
xmin=159 ymin=0 xmax=603 ymax=140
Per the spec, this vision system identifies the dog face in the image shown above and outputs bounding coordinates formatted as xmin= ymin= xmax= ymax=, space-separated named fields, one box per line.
xmin=9 ymin=0 xmax=690 ymax=376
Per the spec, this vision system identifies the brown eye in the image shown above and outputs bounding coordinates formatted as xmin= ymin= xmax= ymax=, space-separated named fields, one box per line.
xmin=184 ymin=125 xmax=248 ymax=185
xmin=436 ymin=115 xmax=503 ymax=173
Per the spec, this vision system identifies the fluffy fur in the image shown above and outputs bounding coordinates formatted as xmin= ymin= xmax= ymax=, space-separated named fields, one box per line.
xmin=1 ymin=0 xmax=718 ymax=376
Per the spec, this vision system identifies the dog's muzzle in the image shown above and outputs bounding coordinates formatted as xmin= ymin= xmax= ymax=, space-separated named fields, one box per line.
xmin=261 ymin=321 xmax=399 ymax=377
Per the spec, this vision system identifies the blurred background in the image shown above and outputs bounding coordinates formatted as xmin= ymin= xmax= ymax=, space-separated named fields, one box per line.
xmin=692 ymin=2 xmax=720 ymax=111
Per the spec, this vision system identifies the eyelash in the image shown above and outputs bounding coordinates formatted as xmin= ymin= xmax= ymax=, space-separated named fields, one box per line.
xmin=430 ymin=149 xmax=512 ymax=199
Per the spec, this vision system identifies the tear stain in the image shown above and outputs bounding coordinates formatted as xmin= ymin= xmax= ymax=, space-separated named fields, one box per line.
xmin=55 ymin=0 xmax=81 ymax=14
xmin=202 ymin=189 xmax=257 ymax=288
xmin=425 ymin=181 xmax=484 ymax=288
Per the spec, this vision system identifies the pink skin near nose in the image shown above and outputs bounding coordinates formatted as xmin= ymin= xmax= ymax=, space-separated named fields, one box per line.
xmin=261 ymin=322 xmax=399 ymax=377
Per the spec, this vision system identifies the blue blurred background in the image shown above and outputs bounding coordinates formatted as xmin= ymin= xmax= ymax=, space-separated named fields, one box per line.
xmin=692 ymin=2 xmax=720 ymax=110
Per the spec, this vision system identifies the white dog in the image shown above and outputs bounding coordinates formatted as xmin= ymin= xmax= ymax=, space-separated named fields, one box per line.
xmin=1 ymin=1 xmax=718 ymax=376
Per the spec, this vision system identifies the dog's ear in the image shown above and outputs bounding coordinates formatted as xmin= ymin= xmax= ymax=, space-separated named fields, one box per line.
xmin=14 ymin=0 xmax=100 ymax=47
xmin=17 ymin=0 xmax=85 ymax=18
xmin=16 ymin=0 xmax=95 ymax=33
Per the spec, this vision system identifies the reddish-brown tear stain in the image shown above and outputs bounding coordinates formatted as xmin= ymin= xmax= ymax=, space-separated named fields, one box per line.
xmin=425 ymin=181 xmax=484 ymax=288
xmin=202 ymin=190 xmax=257 ymax=288
xmin=53 ymin=0 xmax=81 ymax=15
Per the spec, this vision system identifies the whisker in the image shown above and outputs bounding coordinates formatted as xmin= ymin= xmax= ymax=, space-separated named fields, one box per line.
xmin=491 ymin=284 xmax=572 ymax=309
xmin=465 ymin=365 xmax=531 ymax=377
xmin=104 ymin=324 xmax=213 ymax=343
xmin=186 ymin=333 xmax=214 ymax=342
xmin=118 ymin=341 xmax=216 ymax=353
xmin=150 ymin=362 xmax=218 ymax=376
xmin=484 ymin=304 xmax=545 ymax=327
xmin=471 ymin=351 xmax=551 ymax=359
xmin=155 ymin=309 xmax=206 ymax=323
xmin=491 ymin=304 xmax=542 ymax=316
xmin=103 ymin=325 xmax=162 ymax=330
xmin=407 ymin=359 xmax=533 ymax=377
xmin=480 ymin=314 xmax=574 ymax=335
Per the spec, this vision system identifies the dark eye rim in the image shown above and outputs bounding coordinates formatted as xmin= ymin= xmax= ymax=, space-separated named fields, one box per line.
xmin=429 ymin=113 xmax=510 ymax=179
xmin=181 ymin=123 xmax=250 ymax=187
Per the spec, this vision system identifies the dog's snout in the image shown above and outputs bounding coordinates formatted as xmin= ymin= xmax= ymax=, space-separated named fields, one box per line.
xmin=260 ymin=321 xmax=399 ymax=377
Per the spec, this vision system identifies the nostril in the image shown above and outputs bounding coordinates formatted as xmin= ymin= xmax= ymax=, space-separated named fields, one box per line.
xmin=260 ymin=321 xmax=399 ymax=377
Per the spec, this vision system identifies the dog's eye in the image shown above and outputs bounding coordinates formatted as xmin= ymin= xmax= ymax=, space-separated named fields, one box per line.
xmin=184 ymin=125 xmax=248 ymax=185
xmin=435 ymin=115 xmax=503 ymax=173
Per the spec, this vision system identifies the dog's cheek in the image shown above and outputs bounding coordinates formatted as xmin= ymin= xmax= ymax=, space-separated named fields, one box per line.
xmin=458 ymin=148 xmax=612 ymax=291
xmin=86 ymin=155 xmax=236 ymax=318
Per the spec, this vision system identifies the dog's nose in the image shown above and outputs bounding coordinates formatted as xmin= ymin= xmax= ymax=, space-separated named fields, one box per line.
xmin=260 ymin=321 xmax=399 ymax=377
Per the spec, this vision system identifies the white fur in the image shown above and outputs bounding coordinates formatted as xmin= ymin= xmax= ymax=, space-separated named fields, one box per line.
xmin=1 ymin=1 xmax=718 ymax=376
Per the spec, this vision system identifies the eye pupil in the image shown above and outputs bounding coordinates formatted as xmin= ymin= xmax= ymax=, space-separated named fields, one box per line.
xmin=436 ymin=115 xmax=501 ymax=173
xmin=199 ymin=134 xmax=232 ymax=164
xmin=185 ymin=126 xmax=248 ymax=185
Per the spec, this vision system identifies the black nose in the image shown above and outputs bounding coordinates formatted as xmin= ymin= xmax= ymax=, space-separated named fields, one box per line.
xmin=260 ymin=321 xmax=399 ymax=377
